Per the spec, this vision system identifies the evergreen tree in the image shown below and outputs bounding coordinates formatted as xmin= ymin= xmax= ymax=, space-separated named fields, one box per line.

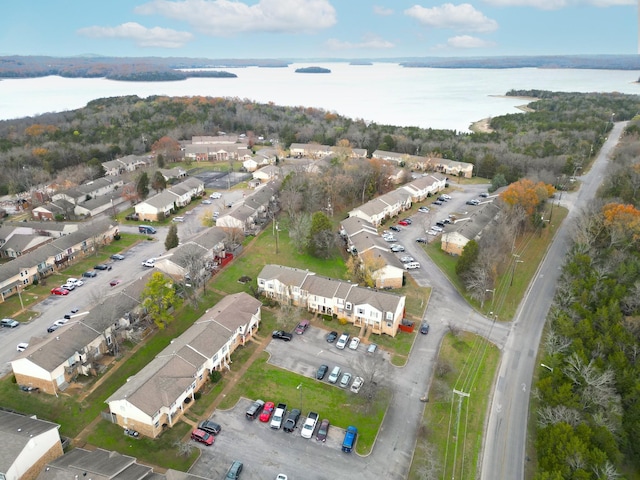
xmin=152 ymin=170 xmax=167 ymax=193
xmin=165 ymin=223 xmax=179 ymax=250
xmin=136 ymin=172 xmax=150 ymax=200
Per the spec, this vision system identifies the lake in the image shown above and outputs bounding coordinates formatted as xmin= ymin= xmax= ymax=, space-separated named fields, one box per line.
xmin=1 ymin=63 xmax=639 ymax=132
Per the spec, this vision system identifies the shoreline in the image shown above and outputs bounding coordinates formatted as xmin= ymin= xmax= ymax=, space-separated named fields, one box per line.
xmin=471 ymin=95 xmax=536 ymax=133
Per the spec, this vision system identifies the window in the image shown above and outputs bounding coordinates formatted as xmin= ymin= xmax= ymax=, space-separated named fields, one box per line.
xmin=346 ymin=302 xmax=352 ymax=310
xmin=386 ymin=312 xmax=393 ymax=321
xmin=357 ymin=308 xmax=365 ymax=315
xmin=106 ymin=336 xmax=112 ymax=345
xmin=258 ymin=279 xmax=265 ymax=286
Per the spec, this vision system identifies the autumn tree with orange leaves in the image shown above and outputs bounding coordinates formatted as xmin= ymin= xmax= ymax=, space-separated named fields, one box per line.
xmin=602 ymin=202 xmax=640 ymax=247
xmin=151 ymin=136 xmax=181 ymax=162
xmin=500 ymin=178 xmax=555 ymax=216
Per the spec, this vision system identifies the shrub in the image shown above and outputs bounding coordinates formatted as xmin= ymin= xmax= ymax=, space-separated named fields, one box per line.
xmin=210 ymin=371 xmax=222 ymax=383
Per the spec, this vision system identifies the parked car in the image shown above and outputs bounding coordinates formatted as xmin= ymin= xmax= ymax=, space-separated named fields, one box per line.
xmin=259 ymin=402 xmax=275 ymax=422
xmin=316 ymin=418 xmax=330 ymax=442
xmin=83 ymin=270 xmax=98 ymax=278
xmin=336 ymin=332 xmax=350 ymax=349
xmin=47 ymin=324 xmax=60 ymax=333
xmin=16 ymin=342 xmax=28 ymax=352
xmin=294 ymin=320 xmax=310 ymax=334
xmin=339 ymin=372 xmax=353 ymax=388
xmin=245 ymin=399 xmax=265 ymax=420
xmin=94 ymin=264 xmax=112 ymax=271
xmin=390 ymin=244 xmax=405 ymax=252
xmin=210 ymin=192 xmax=222 ymax=199
xmin=416 ymin=237 xmax=427 ymax=244
xmin=400 ymin=255 xmax=415 ymax=263
xmin=326 ymin=330 xmax=338 ymax=343
xmin=431 ymin=225 xmax=443 ymax=232
xmin=441 ymin=194 xmax=452 ymax=200
xmin=418 ymin=206 xmax=430 ymax=213
xmin=466 ymin=199 xmax=480 ymax=206
xmin=125 ymin=213 xmax=139 ymax=221
xmin=109 ymin=279 xmax=121 ymax=287
xmin=367 ymin=343 xmax=378 ymax=354
xmin=427 ymin=230 xmax=439 ymax=236
xmin=433 ymin=200 xmax=443 ymax=205
xmin=276 ymin=474 xmax=288 ymax=480
xmin=1 ymin=318 xmax=19 ymax=328
xmin=349 ymin=337 xmax=360 ymax=350
xmin=272 ymin=330 xmax=293 ymax=341
xmin=398 ymin=219 xmax=409 ymax=226
xmin=198 ymin=420 xmax=221 ymax=436
xmin=110 ymin=254 xmax=125 ymax=260
xmin=51 ymin=287 xmax=70 ymax=296
xmin=142 ymin=258 xmax=156 ymax=268
xmin=191 ymin=429 xmax=214 ymax=446
xmin=173 ymin=216 xmax=185 ymax=222
xmin=224 ymin=460 xmax=243 ymax=479
xmin=420 ymin=321 xmax=430 ymax=334
xmin=480 ymin=192 xmax=489 ymax=198
xmin=404 ymin=262 xmax=421 ymax=270
xmin=328 ymin=366 xmax=341 ymax=384
xmin=283 ymin=408 xmax=301 ymax=432
xmin=316 ymin=364 xmax=329 ymax=380
xmin=60 ymin=282 xmax=76 ymax=291
xmin=389 ymin=225 xmax=401 ymax=232
xmin=350 ymin=376 xmax=364 ymax=393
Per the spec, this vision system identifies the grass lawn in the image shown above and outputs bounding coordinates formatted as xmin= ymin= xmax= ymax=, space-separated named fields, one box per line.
xmin=410 ymin=331 xmax=500 ymax=479
xmin=424 ymin=205 xmax=568 ymax=322
xmin=217 ymin=353 xmax=389 ymax=455
xmin=87 ymin=419 xmax=198 ymax=471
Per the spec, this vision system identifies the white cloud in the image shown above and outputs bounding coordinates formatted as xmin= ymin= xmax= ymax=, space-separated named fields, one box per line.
xmin=483 ymin=0 xmax=633 ymax=9
xmin=326 ymin=35 xmax=395 ymax=50
xmin=444 ymin=35 xmax=495 ymax=48
xmin=135 ymin=0 xmax=337 ymax=35
xmin=77 ymin=22 xmax=193 ymax=48
xmin=373 ymin=5 xmax=394 ymax=15
xmin=405 ymin=3 xmax=498 ymax=33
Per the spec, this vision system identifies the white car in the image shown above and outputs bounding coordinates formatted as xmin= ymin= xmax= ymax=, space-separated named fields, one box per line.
xmin=16 ymin=342 xmax=29 ymax=352
xmin=349 ymin=337 xmax=360 ymax=350
xmin=418 ymin=206 xmax=430 ymax=213
xmin=61 ymin=282 xmax=76 ymax=291
xmin=404 ymin=262 xmax=421 ymax=270
xmin=142 ymin=258 xmax=156 ymax=268
xmin=202 ymin=199 xmax=212 ymax=205
xmin=350 ymin=376 xmax=364 ymax=393
xmin=427 ymin=230 xmax=439 ymax=236
xmin=431 ymin=225 xmax=443 ymax=232
xmin=172 ymin=216 xmax=185 ymax=222
xmin=400 ymin=256 xmax=415 ymax=263
xmin=336 ymin=333 xmax=350 ymax=349
xmin=67 ymin=278 xmax=84 ymax=287
xmin=442 ymin=194 xmax=452 ymax=200
xmin=210 ymin=192 xmax=222 ymax=199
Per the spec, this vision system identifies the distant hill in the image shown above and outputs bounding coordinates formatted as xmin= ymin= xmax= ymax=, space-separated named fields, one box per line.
xmin=295 ymin=66 xmax=331 ymax=74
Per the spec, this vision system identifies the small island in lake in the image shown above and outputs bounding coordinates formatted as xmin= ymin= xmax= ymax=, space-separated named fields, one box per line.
xmin=295 ymin=66 xmax=331 ymax=74
xmin=350 ymin=61 xmax=373 ymax=66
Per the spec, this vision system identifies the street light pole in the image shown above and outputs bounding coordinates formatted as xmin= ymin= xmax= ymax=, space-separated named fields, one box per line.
xmin=540 ymin=363 xmax=554 ymax=372
xmin=296 ymin=383 xmax=303 ymax=413
xmin=510 ymin=255 xmax=524 ymax=287
xmin=485 ymin=289 xmax=495 ymax=313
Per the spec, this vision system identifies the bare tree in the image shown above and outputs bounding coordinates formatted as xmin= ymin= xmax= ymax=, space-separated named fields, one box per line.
xmin=349 ymin=348 xmax=390 ymax=410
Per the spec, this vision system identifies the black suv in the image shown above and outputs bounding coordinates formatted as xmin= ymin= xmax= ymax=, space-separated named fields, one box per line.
xmin=198 ymin=420 xmax=221 ymax=435
xmin=272 ymin=330 xmax=293 ymax=341
xmin=245 ymin=399 xmax=265 ymax=420
xmin=283 ymin=408 xmax=301 ymax=432
xmin=326 ymin=331 xmax=338 ymax=343
xmin=94 ymin=264 xmax=112 ymax=271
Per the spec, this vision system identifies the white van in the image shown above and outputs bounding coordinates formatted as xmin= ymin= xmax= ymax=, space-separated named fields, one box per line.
xmin=328 ymin=366 xmax=341 ymax=384
xmin=404 ymin=262 xmax=421 ymax=270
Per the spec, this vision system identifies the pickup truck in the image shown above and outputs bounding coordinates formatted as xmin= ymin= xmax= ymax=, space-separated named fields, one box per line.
xmin=283 ymin=408 xmax=301 ymax=433
xmin=270 ymin=402 xmax=287 ymax=429
xmin=300 ymin=411 xmax=319 ymax=439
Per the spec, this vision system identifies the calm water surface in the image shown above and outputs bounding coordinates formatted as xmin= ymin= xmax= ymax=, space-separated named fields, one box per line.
xmin=1 ymin=63 xmax=638 ymax=132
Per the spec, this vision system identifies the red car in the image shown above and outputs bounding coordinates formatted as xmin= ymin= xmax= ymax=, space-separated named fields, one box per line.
xmin=398 ymin=220 xmax=409 ymax=226
xmin=109 ymin=279 xmax=121 ymax=287
xmin=51 ymin=287 xmax=70 ymax=296
xmin=259 ymin=401 xmax=275 ymax=422
xmin=191 ymin=429 xmax=214 ymax=445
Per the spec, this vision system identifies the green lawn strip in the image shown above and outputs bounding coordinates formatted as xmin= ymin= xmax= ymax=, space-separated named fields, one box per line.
xmin=87 ymin=419 xmax=198 ymax=470
xmin=424 ymin=206 xmax=567 ymax=322
xmin=216 ymin=353 xmax=387 ymax=455
xmin=410 ymin=332 xmax=499 ymax=479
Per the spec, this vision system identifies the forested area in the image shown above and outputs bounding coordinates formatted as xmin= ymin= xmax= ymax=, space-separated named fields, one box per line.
xmin=1 ymin=90 xmax=639 ymax=198
xmin=533 ymin=121 xmax=640 ymax=479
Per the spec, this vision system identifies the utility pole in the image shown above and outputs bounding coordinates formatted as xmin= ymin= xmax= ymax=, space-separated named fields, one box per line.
xmin=510 ymin=254 xmax=524 ymax=287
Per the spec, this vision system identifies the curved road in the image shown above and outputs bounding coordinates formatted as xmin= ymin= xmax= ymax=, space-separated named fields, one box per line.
xmin=480 ymin=121 xmax=627 ymax=480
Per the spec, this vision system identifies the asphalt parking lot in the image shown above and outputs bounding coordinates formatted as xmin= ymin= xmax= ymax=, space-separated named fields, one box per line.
xmin=188 ymin=327 xmax=383 ymax=479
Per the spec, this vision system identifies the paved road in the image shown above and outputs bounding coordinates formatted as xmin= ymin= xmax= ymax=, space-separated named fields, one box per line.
xmin=480 ymin=121 xmax=628 ymax=480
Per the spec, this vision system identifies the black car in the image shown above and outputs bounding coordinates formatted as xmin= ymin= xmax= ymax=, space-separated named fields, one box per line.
xmin=110 ymin=254 xmax=125 ymax=261
xmin=316 ymin=364 xmax=329 ymax=380
xmin=94 ymin=264 xmax=112 ymax=271
xmin=479 ymin=192 xmax=489 ymax=198
xmin=283 ymin=408 xmax=301 ymax=432
xmin=272 ymin=330 xmax=293 ymax=341
xmin=82 ymin=270 xmax=98 ymax=278
xmin=420 ymin=322 xmax=430 ymax=334
xmin=198 ymin=420 xmax=222 ymax=435
xmin=47 ymin=324 xmax=60 ymax=333
xmin=416 ymin=237 xmax=427 ymax=244
xmin=389 ymin=225 xmax=401 ymax=232
xmin=433 ymin=200 xmax=443 ymax=205
xmin=326 ymin=331 xmax=338 ymax=343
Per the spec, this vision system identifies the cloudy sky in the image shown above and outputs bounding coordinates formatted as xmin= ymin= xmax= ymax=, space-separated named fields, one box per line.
xmin=2 ymin=0 xmax=636 ymax=58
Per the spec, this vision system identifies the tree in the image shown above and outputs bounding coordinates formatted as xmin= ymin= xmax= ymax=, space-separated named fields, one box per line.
xmin=288 ymin=212 xmax=311 ymax=253
xmin=151 ymin=136 xmax=181 ymax=162
xmin=136 ymin=172 xmax=150 ymax=200
xmin=156 ymin=154 xmax=166 ymax=168
xmin=165 ymin=223 xmax=179 ymax=250
xmin=455 ymin=239 xmax=479 ymax=276
xmin=307 ymin=211 xmax=335 ymax=258
xmin=151 ymin=170 xmax=167 ymax=193
xmin=346 ymin=250 xmax=385 ymax=287
xmin=349 ymin=347 xmax=390 ymax=411
xmin=141 ymin=272 xmax=183 ymax=329
xmin=501 ymin=178 xmax=555 ymax=216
